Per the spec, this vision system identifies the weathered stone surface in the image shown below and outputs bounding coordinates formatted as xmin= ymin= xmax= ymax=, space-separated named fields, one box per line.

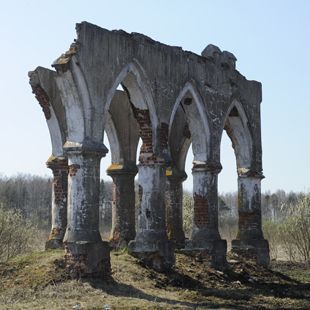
xmin=182 ymin=239 xmax=227 ymax=270
xmin=128 ymin=163 xmax=175 ymax=271
xmin=30 ymin=21 xmax=269 ymax=272
xmin=231 ymin=239 xmax=270 ymax=267
xmin=231 ymin=173 xmax=270 ymax=266
xmin=166 ymin=168 xmax=187 ymax=248
xmin=45 ymin=156 xmax=68 ymax=249
xmin=64 ymin=241 xmax=111 ymax=278
xmin=107 ymin=165 xmax=137 ymax=248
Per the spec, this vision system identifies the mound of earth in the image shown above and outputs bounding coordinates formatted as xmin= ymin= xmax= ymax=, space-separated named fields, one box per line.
xmin=0 ymin=250 xmax=309 ymax=309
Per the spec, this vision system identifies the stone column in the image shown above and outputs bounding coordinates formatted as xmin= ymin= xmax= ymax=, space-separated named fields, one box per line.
xmin=63 ymin=141 xmax=111 ymax=278
xmin=45 ymin=156 xmax=68 ymax=249
xmin=128 ymin=162 xmax=174 ymax=271
xmin=166 ymin=168 xmax=187 ymax=248
xmin=107 ymin=164 xmax=138 ymax=249
xmin=231 ymin=172 xmax=270 ymax=266
xmin=186 ymin=163 xmax=227 ymax=268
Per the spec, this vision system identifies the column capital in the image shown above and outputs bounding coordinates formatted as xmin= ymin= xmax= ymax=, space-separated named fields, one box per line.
xmin=64 ymin=139 xmax=108 ymax=158
xmin=166 ymin=167 xmax=187 ymax=182
xmin=138 ymin=152 xmax=167 ymax=166
xmin=237 ymin=168 xmax=265 ymax=179
xmin=46 ymin=155 xmax=68 ymax=170
xmin=192 ymin=160 xmax=222 ymax=174
xmin=106 ymin=163 xmax=138 ymax=176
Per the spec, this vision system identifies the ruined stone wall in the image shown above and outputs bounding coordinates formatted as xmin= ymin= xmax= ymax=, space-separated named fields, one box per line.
xmin=30 ymin=22 xmax=269 ymax=275
xmin=54 ymin=22 xmax=262 ymax=169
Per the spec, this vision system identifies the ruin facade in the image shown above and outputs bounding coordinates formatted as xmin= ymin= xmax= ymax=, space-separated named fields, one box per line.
xmin=29 ymin=22 xmax=269 ymax=277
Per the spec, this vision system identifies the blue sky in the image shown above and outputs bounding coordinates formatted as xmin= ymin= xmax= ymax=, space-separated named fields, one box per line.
xmin=0 ymin=0 xmax=309 ymax=193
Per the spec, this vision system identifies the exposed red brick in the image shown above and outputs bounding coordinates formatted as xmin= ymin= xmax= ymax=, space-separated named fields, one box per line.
xmin=130 ymin=104 xmax=153 ymax=160
xmin=53 ymin=167 xmax=68 ymax=205
xmin=193 ymin=193 xmax=209 ymax=227
xmin=31 ymin=85 xmax=51 ymax=120
xmin=69 ymin=164 xmax=80 ymax=177
xmin=49 ymin=227 xmax=62 ymax=239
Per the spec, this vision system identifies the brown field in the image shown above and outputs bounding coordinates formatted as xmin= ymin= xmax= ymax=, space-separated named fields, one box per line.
xmin=0 ymin=250 xmax=309 ymax=309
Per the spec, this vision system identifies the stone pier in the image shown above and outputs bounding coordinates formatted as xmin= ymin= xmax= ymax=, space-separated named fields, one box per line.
xmin=166 ymin=168 xmax=187 ymax=248
xmin=63 ymin=141 xmax=111 ymax=278
xmin=128 ymin=162 xmax=175 ymax=271
xmin=107 ymin=164 xmax=137 ymax=248
xmin=185 ymin=163 xmax=227 ymax=268
xmin=45 ymin=156 xmax=68 ymax=249
xmin=231 ymin=172 xmax=270 ymax=266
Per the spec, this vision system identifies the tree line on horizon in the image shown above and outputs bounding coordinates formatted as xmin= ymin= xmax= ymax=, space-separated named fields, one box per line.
xmin=0 ymin=174 xmax=309 ymax=264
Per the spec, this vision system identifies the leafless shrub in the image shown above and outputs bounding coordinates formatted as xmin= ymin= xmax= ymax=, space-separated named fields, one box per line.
xmin=278 ymin=195 xmax=310 ymax=264
xmin=0 ymin=206 xmax=38 ymax=262
xmin=263 ymin=220 xmax=281 ymax=260
xmin=183 ymin=191 xmax=194 ymax=237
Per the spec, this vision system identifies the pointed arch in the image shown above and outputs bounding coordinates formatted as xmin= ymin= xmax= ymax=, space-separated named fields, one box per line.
xmin=55 ymin=71 xmax=85 ymax=143
xmin=29 ymin=68 xmax=67 ymax=157
xmin=104 ymin=60 xmax=159 ymax=150
xmin=47 ymin=105 xmax=66 ymax=157
xmin=70 ymin=56 xmax=93 ymax=139
xmin=169 ymin=81 xmax=211 ymax=168
xmin=104 ymin=112 xmax=122 ymax=164
xmin=220 ymin=99 xmax=253 ymax=170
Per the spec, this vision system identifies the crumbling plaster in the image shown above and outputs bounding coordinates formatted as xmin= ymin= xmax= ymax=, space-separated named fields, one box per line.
xmin=30 ymin=21 xmax=269 ymax=275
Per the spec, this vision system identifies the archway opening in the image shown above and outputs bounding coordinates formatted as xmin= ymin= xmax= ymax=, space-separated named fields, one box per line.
xmin=218 ymin=102 xmax=253 ymax=249
xmin=99 ymin=67 xmax=156 ymax=244
xmin=99 ymin=131 xmax=113 ymax=239
xmin=218 ymin=132 xmax=238 ymax=248
xmin=168 ymin=85 xmax=209 ymax=243
xmin=183 ymin=143 xmax=193 ymax=238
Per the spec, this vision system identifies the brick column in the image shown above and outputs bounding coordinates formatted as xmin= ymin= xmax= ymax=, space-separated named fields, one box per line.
xmin=128 ymin=161 xmax=175 ymax=271
xmin=231 ymin=172 xmax=270 ymax=266
xmin=63 ymin=141 xmax=110 ymax=278
xmin=166 ymin=168 xmax=187 ymax=248
xmin=45 ymin=156 xmax=68 ymax=249
xmin=107 ymin=164 xmax=138 ymax=249
xmin=185 ymin=162 xmax=227 ymax=268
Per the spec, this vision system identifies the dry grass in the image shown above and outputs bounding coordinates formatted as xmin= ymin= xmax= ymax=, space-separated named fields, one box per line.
xmin=0 ymin=249 xmax=309 ymax=309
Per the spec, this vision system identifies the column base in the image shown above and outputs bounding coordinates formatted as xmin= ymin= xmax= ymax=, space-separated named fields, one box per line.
xmin=167 ymin=229 xmax=186 ymax=249
xmin=184 ymin=239 xmax=227 ymax=269
xmin=109 ymin=236 xmax=131 ymax=250
xmin=231 ymin=238 xmax=270 ymax=267
xmin=45 ymin=228 xmax=65 ymax=250
xmin=190 ymin=227 xmax=222 ymax=248
xmin=128 ymin=232 xmax=175 ymax=271
xmin=109 ymin=228 xmax=135 ymax=250
xmin=64 ymin=241 xmax=111 ymax=278
xmin=45 ymin=239 xmax=63 ymax=250
xmin=171 ymin=236 xmax=186 ymax=249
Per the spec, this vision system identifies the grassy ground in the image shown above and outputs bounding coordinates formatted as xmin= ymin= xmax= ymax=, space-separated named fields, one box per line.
xmin=0 ymin=250 xmax=309 ymax=309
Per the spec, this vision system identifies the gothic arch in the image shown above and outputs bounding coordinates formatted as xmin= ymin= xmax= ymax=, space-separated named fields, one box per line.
xmin=55 ymin=69 xmax=86 ymax=143
xmin=47 ymin=105 xmax=66 ymax=157
xmin=104 ymin=61 xmax=159 ymax=152
xmin=220 ymin=99 xmax=253 ymax=171
xmin=168 ymin=81 xmax=211 ymax=169
xmin=29 ymin=69 xmax=66 ymax=157
xmin=104 ymin=112 xmax=122 ymax=164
